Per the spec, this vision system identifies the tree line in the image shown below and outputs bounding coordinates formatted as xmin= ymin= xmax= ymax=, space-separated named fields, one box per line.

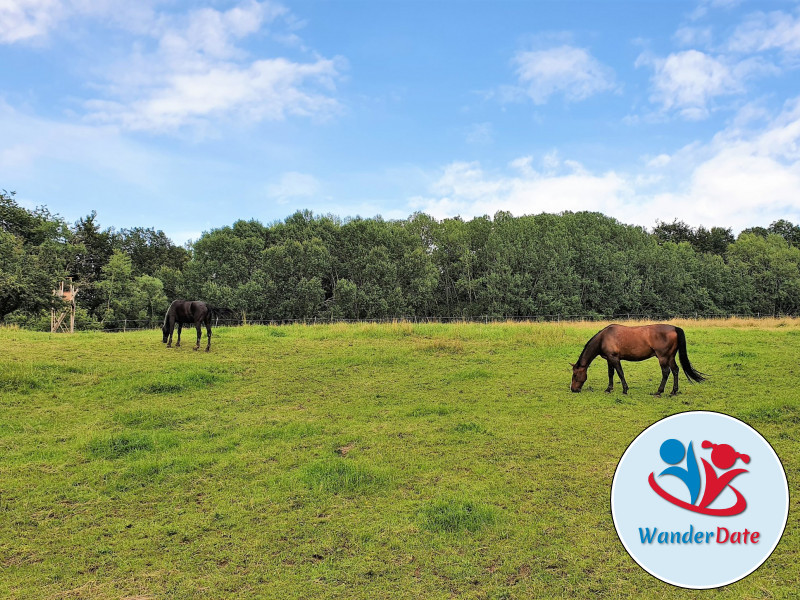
xmin=2 ymin=189 xmax=800 ymax=329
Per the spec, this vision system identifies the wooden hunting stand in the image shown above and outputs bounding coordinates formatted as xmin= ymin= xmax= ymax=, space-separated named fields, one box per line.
xmin=52 ymin=279 xmax=78 ymax=333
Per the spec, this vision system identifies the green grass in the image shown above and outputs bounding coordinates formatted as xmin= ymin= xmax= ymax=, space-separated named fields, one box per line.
xmin=300 ymin=459 xmax=391 ymax=495
xmin=0 ymin=319 xmax=798 ymax=599
xmin=419 ymin=498 xmax=497 ymax=533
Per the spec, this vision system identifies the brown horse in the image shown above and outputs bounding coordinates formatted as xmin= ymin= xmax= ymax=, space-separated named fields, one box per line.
xmin=162 ymin=300 xmax=214 ymax=352
xmin=570 ymin=324 xmax=705 ymax=396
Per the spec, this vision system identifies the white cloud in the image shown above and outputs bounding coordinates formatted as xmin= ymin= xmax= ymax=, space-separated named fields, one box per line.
xmin=266 ymin=171 xmax=320 ymax=204
xmin=511 ymin=45 xmax=616 ymax=105
xmin=0 ymin=0 xmax=158 ymax=43
xmin=82 ymin=1 xmax=344 ymax=132
xmin=0 ymin=0 xmax=65 ymax=43
xmin=87 ymin=56 xmax=343 ymax=131
xmin=673 ymin=26 xmax=712 ymax=48
xmin=410 ymin=157 xmax=630 ymax=220
xmin=409 ymin=98 xmax=800 ymax=231
xmin=689 ymin=0 xmax=743 ymax=21
xmin=637 ymin=50 xmax=771 ymax=120
xmin=728 ymin=10 xmax=800 ymax=55
xmin=157 ymin=1 xmax=287 ymax=62
xmin=638 ymin=5 xmax=800 ymax=122
xmin=646 ymin=154 xmax=671 ymax=168
xmin=0 ymin=1 xmax=345 ymax=131
xmin=668 ymin=98 xmax=800 ymax=221
xmin=464 ymin=122 xmax=493 ymax=145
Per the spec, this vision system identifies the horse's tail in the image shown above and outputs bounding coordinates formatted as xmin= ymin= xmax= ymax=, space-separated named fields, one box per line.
xmin=676 ymin=327 xmax=706 ymax=383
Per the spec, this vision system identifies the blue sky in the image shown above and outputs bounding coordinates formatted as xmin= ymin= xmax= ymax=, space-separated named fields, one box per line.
xmin=2 ymin=0 xmax=800 ymax=244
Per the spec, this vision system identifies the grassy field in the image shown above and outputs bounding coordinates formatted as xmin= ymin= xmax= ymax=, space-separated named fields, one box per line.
xmin=1 ymin=319 xmax=798 ymax=599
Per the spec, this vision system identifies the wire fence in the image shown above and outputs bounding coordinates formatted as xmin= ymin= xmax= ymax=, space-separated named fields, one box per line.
xmin=82 ymin=312 xmax=797 ymax=333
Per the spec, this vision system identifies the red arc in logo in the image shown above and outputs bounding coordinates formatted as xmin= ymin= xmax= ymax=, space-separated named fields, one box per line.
xmin=648 ymin=472 xmax=747 ymax=516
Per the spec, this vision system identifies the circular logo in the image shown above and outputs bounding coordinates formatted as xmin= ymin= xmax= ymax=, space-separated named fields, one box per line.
xmin=611 ymin=411 xmax=789 ymax=589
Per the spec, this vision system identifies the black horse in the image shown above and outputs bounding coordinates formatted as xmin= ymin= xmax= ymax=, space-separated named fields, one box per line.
xmin=162 ymin=300 xmax=215 ymax=352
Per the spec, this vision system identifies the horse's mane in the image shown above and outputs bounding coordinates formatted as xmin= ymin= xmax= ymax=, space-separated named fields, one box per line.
xmin=163 ymin=299 xmax=182 ymax=326
xmin=577 ymin=325 xmax=612 ymax=365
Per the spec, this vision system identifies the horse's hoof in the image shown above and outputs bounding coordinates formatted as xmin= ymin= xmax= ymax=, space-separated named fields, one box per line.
xmin=193 ymin=347 xmax=198 ymax=351
xmin=670 ymin=392 xmax=679 ymax=397
xmin=205 ymin=348 xmax=210 ymax=353
xmin=653 ymin=393 xmax=662 ymax=398
xmin=605 ymin=388 xmax=612 ymax=393
xmin=622 ymin=390 xmax=628 ymax=395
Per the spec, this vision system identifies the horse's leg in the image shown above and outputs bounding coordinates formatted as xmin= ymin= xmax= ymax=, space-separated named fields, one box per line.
xmin=194 ymin=323 xmax=201 ymax=351
xmin=669 ymin=356 xmax=680 ymax=396
xmin=655 ymin=356 xmax=670 ymax=397
xmin=205 ymin=321 xmax=212 ymax=352
xmin=176 ymin=323 xmax=182 ymax=348
xmin=605 ymin=360 xmax=614 ymax=393
xmin=611 ymin=358 xmax=629 ymax=394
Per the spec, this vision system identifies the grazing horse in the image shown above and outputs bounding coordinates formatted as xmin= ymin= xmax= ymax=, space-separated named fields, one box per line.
xmin=570 ymin=324 xmax=706 ymax=396
xmin=162 ymin=300 xmax=214 ymax=352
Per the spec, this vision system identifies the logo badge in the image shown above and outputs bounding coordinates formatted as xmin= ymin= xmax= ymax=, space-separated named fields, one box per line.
xmin=648 ymin=438 xmax=750 ymax=516
xmin=611 ymin=411 xmax=789 ymax=589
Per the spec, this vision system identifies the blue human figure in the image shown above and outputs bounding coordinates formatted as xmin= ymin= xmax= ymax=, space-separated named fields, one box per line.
xmin=658 ymin=439 xmax=701 ymax=505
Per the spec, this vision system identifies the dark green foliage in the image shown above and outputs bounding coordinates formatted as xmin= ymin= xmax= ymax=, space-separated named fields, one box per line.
xmin=743 ymin=219 xmax=800 ymax=247
xmin=653 ymin=219 xmax=734 ymax=255
xmin=3 ymin=188 xmax=800 ymax=323
xmin=115 ymin=226 xmax=190 ymax=276
xmin=175 ymin=210 xmax=799 ymax=319
xmin=0 ymin=191 xmax=70 ymax=319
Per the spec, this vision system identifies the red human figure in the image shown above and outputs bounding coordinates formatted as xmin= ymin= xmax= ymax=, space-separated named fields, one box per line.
xmin=698 ymin=441 xmax=750 ymax=509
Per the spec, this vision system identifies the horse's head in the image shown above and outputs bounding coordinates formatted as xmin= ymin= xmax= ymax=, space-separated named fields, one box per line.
xmin=162 ymin=323 xmax=169 ymax=343
xmin=570 ymin=363 xmax=587 ymax=392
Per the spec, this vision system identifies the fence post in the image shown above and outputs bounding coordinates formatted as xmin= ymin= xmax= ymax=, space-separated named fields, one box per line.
xmin=123 ymin=319 xmax=127 ymax=332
